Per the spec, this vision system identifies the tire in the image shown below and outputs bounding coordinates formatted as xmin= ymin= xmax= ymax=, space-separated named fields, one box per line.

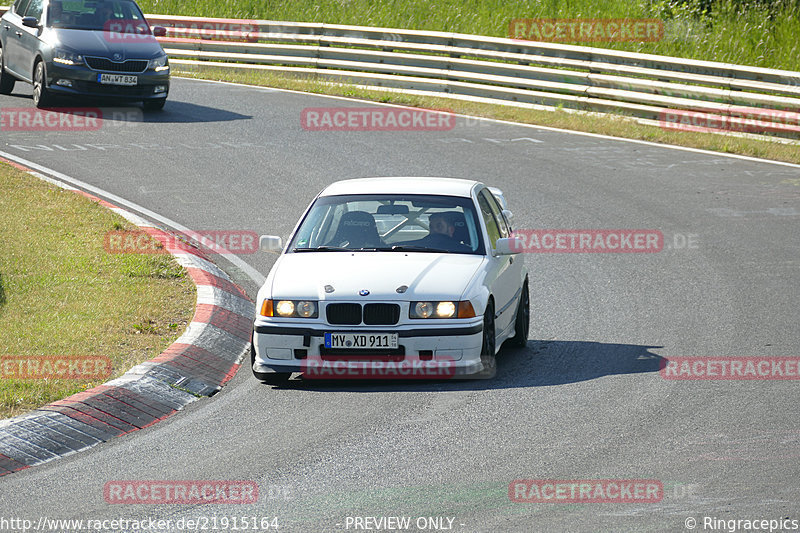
xmin=251 ymin=342 xmax=291 ymax=385
xmin=478 ymin=300 xmax=497 ymax=378
xmin=0 ymin=47 xmax=16 ymax=95
xmin=508 ymin=280 xmax=529 ymax=348
xmin=32 ymin=60 xmax=53 ymax=108
xmin=480 ymin=300 xmax=496 ymax=357
xmin=143 ymin=98 xmax=166 ymax=111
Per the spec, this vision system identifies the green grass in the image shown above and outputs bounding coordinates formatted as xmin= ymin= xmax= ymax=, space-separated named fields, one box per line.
xmin=138 ymin=0 xmax=800 ymax=71
xmin=0 ymin=164 xmax=195 ymax=419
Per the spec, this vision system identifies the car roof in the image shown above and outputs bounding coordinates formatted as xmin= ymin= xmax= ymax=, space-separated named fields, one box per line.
xmin=319 ymin=177 xmax=482 ymax=198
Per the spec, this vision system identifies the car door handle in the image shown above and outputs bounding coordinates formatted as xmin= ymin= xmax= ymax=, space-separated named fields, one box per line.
xmin=3 ymin=25 xmax=10 ymax=30
xmin=15 ymin=31 xmax=23 ymax=37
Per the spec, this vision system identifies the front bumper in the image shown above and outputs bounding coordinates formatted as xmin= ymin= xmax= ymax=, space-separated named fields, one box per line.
xmin=46 ymin=62 xmax=169 ymax=101
xmin=252 ymin=320 xmax=489 ymax=378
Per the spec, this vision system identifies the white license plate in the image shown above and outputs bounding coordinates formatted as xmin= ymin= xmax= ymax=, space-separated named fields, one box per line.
xmin=324 ymin=333 xmax=398 ymax=349
xmin=98 ymin=73 xmax=138 ymax=86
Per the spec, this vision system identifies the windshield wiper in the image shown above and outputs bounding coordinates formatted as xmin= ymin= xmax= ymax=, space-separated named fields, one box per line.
xmin=292 ymin=246 xmax=350 ymax=252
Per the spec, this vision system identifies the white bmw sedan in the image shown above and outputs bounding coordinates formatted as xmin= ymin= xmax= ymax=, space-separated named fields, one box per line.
xmin=251 ymin=177 xmax=529 ymax=383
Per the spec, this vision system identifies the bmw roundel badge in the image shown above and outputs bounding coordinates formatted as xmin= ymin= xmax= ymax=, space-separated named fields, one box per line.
xmin=359 ymin=289 xmax=370 ymax=296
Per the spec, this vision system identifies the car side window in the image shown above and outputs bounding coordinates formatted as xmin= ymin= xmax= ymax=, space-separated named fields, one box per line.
xmin=13 ymin=0 xmax=32 ymax=16
xmin=489 ymin=192 xmax=511 ymax=237
xmin=478 ymin=189 xmax=509 ymax=238
xmin=23 ymin=0 xmax=44 ymax=19
xmin=477 ymin=193 xmax=502 ymax=251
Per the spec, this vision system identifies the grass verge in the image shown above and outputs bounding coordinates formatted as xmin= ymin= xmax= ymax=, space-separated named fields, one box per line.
xmin=0 ymin=163 xmax=195 ymax=419
xmin=175 ymin=65 xmax=800 ymax=165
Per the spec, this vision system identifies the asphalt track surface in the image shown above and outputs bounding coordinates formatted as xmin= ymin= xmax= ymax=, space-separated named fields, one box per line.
xmin=1 ymin=78 xmax=799 ymax=532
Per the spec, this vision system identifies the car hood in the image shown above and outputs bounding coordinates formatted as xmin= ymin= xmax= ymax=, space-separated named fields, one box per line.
xmin=46 ymin=28 xmax=164 ymax=59
xmin=269 ymin=252 xmax=486 ymax=301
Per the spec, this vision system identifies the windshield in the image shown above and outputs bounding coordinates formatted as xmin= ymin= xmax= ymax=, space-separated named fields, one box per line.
xmin=288 ymin=194 xmax=485 ymax=255
xmin=47 ymin=0 xmax=149 ymax=32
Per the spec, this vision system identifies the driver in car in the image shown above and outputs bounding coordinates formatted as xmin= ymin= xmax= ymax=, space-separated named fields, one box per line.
xmin=47 ymin=1 xmax=66 ymax=25
xmin=95 ymin=3 xmax=116 ymax=23
xmin=418 ymin=212 xmax=469 ymax=251
xmin=430 ymin=212 xmax=455 ymax=239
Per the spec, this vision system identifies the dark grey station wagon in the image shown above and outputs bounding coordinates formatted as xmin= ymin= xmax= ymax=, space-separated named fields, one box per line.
xmin=0 ymin=0 xmax=169 ymax=109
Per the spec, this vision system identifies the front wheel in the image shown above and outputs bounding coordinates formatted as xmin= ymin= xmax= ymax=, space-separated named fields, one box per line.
xmin=32 ymin=61 xmax=53 ymax=108
xmin=479 ymin=300 xmax=497 ymax=377
xmin=251 ymin=342 xmax=291 ymax=385
xmin=0 ymin=47 xmax=16 ymax=95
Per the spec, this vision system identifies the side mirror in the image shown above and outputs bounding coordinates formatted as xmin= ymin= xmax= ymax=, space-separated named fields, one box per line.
xmin=494 ymin=237 xmax=523 ymax=255
xmin=22 ymin=17 xmax=39 ymax=28
xmin=260 ymin=235 xmax=283 ymax=252
xmin=495 ymin=237 xmax=522 ymax=255
xmin=152 ymin=26 xmax=167 ymax=37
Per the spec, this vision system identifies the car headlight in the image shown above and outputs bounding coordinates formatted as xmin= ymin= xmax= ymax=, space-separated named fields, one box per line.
xmin=53 ymin=49 xmax=84 ymax=66
xmin=147 ymin=54 xmax=169 ymax=72
xmin=260 ymin=299 xmax=317 ymax=318
xmin=410 ymin=301 xmax=476 ymax=319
